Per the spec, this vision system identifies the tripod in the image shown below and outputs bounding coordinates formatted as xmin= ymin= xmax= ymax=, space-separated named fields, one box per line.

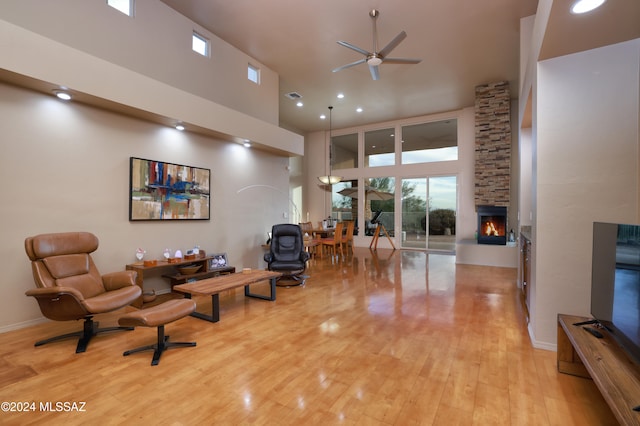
xmin=369 ymin=223 xmax=396 ymax=251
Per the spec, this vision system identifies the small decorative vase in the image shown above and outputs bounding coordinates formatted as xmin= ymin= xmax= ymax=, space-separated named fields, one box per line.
xmin=135 ymin=248 xmax=145 ymax=261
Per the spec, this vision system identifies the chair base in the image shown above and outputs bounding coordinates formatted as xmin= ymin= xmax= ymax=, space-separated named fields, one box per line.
xmin=276 ymin=273 xmax=308 ymax=287
xmin=122 ymin=324 xmax=196 ymax=366
xmin=34 ymin=318 xmax=134 ymax=354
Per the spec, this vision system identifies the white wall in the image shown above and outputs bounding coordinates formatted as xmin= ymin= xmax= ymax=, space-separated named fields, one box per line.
xmin=533 ymin=38 xmax=640 ymax=346
xmin=0 ymin=82 xmax=291 ymax=331
xmin=519 ymin=128 xmax=533 ymax=227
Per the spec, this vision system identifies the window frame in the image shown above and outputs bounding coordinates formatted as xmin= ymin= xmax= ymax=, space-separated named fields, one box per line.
xmin=107 ymin=0 xmax=133 ymax=16
xmin=248 ymin=63 xmax=260 ymax=84
xmin=192 ymin=31 xmax=210 ymax=57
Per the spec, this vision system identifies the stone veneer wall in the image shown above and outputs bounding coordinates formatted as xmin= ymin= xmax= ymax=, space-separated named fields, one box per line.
xmin=474 ymin=81 xmax=511 ymax=207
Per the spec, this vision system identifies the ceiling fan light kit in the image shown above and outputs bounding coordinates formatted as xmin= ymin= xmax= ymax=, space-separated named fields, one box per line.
xmin=367 ymin=56 xmax=382 ymax=66
xmin=332 ymin=9 xmax=422 ymax=81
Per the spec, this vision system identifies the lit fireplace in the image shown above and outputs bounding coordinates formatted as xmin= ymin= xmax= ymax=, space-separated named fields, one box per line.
xmin=477 ymin=206 xmax=507 ymax=245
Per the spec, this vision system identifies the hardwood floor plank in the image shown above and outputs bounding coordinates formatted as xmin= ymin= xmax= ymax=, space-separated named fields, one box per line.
xmin=0 ymin=248 xmax=617 ymax=425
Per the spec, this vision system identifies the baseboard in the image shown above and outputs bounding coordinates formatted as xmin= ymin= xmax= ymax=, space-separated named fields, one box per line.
xmin=0 ymin=316 xmax=48 ymax=334
xmin=528 ymin=322 xmax=557 ymax=352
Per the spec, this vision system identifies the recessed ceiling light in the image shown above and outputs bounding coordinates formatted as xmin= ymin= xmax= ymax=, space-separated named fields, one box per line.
xmin=175 ymin=124 xmax=185 ymax=131
xmin=337 ymin=93 xmax=344 ymax=99
xmin=296 ymin=101 xmax=303 ymax=107
xmin=356 ymin=107 xmax=363 ymax=113
xmin=570 ymin=0 xmax=606 ymax=14
xmin=54 ymin=90 xmax=72 ymax=100
xmin=320 ymin=114 xmax=326 ymax=120
xmin=243 ymin=142 xmax=251 ymax=148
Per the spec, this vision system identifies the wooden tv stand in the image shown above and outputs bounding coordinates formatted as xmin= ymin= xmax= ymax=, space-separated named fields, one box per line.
xmin=557 ymin=314 xmax=640 ymax=425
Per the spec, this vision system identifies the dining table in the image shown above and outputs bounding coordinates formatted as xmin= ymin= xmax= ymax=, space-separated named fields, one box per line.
xmin=311 ymin=227 xmax=335 ymax=238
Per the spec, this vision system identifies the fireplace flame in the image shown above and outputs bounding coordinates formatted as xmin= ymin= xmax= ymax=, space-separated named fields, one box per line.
xmin=484 ymin=221 xmax=499 ymax=236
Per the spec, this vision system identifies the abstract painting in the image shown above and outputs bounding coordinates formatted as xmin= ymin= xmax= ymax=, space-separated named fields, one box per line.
xmin=129 ymin=157 xmax=210 ymax=221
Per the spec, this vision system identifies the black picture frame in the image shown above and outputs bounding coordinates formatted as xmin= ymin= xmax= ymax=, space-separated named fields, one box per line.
xmin=129 ymin=157 xmax=211 ymax=221
xmin=209 ymin=253 xmax=228 ymax=270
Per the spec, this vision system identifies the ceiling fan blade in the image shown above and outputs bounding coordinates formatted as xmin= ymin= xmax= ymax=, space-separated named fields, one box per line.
xmin=332 ymin=59 xmax=367 ymax=73
xmin=369 ymin=64 xmax=380 ymax=81
xmin=337 ymin=41 xmax=371 ymax=57
xmin=382 ymin=57 xmax=422 ymax=65
xmin=378 ymin=31 xmax=407 ymax=58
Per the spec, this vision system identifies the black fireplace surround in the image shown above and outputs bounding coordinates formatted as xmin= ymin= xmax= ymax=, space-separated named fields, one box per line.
xmin=477 ymin=206 xmax=507 ymax=245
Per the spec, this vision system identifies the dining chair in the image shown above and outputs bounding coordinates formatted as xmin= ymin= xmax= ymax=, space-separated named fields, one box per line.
xmin=320 ymin=222 xmax=344 ymax=261
xmin=298 ymin=221 xmax=313 ymax=236
xmin=343 ymin=220 xmax=355 ymax=256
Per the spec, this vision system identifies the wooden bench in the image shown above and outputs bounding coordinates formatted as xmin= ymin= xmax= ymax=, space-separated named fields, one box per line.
xmin=557 ymin=314 xmax=640 ymax=425
xmin=172 ymin=270 xmax=281 ymax=323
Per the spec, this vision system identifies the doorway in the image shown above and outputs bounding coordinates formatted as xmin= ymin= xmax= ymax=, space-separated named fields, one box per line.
xmin=401 ymin=176 xmax=457 ymax=251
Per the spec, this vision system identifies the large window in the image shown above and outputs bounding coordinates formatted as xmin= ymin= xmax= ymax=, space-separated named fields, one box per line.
xmin=332 ymin=180 xmax=356 ymax=225
xmin=323 ymin=115 xmax=460 ymax=250
xmin=401 ymin=119 xmax=457 ymax=164
xmin=365 ymin=128 xmax=395 ymax=167
xmin=401 ymin=176 xmax=457 ymax=251
xmin=364 ymin=177 xmax=395 ymax=237
xmin=332 ymin=133 xmax=358 ymax=170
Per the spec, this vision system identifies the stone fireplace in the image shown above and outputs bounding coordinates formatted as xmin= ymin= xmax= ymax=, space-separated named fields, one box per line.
xmin=474 ymin=81 xmax=511 ymax=246
xmin=456 ymin=81 xmax=516 ymax=267
xmin=474 ymin=81 xmax=511 ymax=207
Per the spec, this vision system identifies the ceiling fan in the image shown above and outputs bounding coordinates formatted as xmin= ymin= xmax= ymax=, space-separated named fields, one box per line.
xmin=332 ymin=9 xmax=422 ymax=81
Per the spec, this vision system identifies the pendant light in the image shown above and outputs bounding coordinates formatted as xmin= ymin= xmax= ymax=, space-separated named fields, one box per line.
xmin=318 ymin=106 xmax=342 ymax=185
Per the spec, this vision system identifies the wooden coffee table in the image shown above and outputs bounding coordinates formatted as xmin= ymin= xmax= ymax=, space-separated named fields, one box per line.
xmin=172 ymin=270 xmax=281 ymax=322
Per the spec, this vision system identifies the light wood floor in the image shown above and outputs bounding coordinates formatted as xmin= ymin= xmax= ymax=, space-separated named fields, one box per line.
xmin=0 ymin=248 xmax=616 ymax=425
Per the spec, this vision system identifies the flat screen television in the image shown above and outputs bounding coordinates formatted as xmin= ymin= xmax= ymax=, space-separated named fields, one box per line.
xmin=591 ymin=222 xmax=640 ymax=363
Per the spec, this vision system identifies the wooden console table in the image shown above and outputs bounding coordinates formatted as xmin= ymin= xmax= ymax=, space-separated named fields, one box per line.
xmin=173 ymin=270 xmax=281 ymax=323
xmin=557 ymin=314 xmax=640 ymax=425
xmin=126 ymin=256 xmax=234 ymax=308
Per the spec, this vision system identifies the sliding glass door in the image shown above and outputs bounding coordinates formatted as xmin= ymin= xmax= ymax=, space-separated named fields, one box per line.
xmin=401 ymin=176 xmax=456 ymax=251
xmin=426 ymin=176 xmax=456 ymax=251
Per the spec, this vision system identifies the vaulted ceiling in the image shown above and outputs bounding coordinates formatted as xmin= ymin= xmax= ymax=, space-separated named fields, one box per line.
xmin=159 ymin=0 xmax=639 ymax=134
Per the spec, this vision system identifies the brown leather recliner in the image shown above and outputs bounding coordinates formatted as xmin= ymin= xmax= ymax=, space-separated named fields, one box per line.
xmin=25 ymin=232 xmax=142 ymax=353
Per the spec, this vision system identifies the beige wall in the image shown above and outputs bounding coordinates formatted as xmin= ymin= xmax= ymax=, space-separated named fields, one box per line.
xmin=532 ymin=39 xmax=640 ymax=347
xmin=0 ymin=0 xmax=301 ymax=332
xmin=0 ymin=0 xmax=279 ymax=126
xmin=0 ymin=82 xmax=291 ymax=331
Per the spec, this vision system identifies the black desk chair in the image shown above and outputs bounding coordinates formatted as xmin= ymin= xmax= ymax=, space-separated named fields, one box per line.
xmin=264 ymin=224 xmax=310 ymax=286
